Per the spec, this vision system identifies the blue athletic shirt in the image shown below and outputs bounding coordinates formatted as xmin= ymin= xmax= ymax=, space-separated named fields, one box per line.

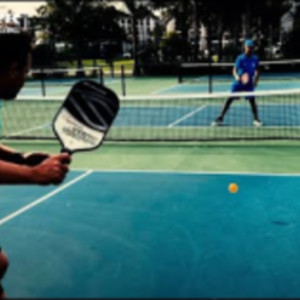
xmin=235 ymin=53 xmax=259 ymax=81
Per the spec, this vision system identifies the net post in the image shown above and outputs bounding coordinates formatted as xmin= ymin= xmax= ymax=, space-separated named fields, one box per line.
xmin=208 ymin=59 xmax=213 ymax=93
xmin=99 ymin=66 xmax=104 ymax=85
xmin=110 ymin=62 xmax=115 ymax=78
xmin=41 ymin=67 xmax=46 ymax=97
xmin=91 ymin=65 xmax=97 ymax=78
xmin=121 ymin=65 xmax=126 ymax=96
xmin=178 ymin=63 xmax=183 ymax=84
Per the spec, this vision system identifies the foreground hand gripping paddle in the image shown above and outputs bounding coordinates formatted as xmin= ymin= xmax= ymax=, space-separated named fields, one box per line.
xmin=53 ymin=80 xmax=120 ymax=154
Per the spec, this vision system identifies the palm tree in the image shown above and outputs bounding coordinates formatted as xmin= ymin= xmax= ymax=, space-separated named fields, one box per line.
xmin=121 ymin=0 xmax=139 ymax=75
xmin=252 ymin=0 xmax=287 ymax=56
xmin=33 ymin=0 xmax=125 ymax=73
xmin=281 ymin=0 xmax=300 ymax=58
xmin=149 ymin=0 xmax=195 ymax=61
xmin=191 ymin=0 xmax=201 ymax=61
xmin=197 ymin=0 xmax=286 ymax=61
xmin=121 ymin=0 xmax=154 ymax=75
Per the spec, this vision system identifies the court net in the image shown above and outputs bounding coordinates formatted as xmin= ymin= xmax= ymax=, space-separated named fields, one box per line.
xmin=179 ymin=59 xmax=300 ymax=85
xmin=26 ymin=65 xmax=127 ymax=96
xmin=2 ymin=89 xmax=300 ymax=141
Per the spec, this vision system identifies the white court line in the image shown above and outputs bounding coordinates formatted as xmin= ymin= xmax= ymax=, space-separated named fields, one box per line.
xmin=0 ymin=170 xmax=93 ymax=227
xmin=71 ymin=168 xmax=300 ymax=177
xmin=104 ymin=79 xmax=121 ymax=85
xmin=151 ymin=84 xmax=183 ymax=95
xmin=22 ymin=87 xmax=45 ymax=90
xmin=168 ymin=105 xmax=207 ymax=128
xmin=5 ymin=123 xmax=51 ymax=137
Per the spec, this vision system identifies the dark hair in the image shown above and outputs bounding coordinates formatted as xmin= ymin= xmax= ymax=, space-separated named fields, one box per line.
xmin=0 ymin=32 xmax=32 ymax=72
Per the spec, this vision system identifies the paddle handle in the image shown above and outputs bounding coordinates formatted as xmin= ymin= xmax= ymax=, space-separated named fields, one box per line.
xmin=61 ymin=148 xmax=72 ymax=154
xmin=60 ymin=148 xmax=72 ymax=164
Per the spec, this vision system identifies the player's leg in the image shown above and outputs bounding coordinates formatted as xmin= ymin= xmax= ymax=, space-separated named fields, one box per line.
xmin=248 ymin=97 xmax=262 ymax=126
xmin=246 ymin=85 xmax=262 ymax=127
xmin=212 ymin=97 xmax=235 ymax=126
xmin=0 ymin=249 xmax=9 ymax=299
xmin=211 ymin=81 xmax=240 ymax=126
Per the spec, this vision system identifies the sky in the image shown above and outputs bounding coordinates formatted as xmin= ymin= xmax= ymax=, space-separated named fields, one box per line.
xmin=0 ymin=1 xmax=45 ymax=16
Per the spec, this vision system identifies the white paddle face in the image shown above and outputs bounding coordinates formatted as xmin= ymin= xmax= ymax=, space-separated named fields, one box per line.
xmin=52 ymin=80 xmax=120 ymax=154
xmin=53 ymin=107 xmax=105 ymax=153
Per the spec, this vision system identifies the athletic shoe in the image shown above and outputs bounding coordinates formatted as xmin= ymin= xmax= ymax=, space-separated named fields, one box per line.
xmin=253 ymin=120 xmax=263 ymax=127
xmin=211 ymin=117 xmax=223 ymax=127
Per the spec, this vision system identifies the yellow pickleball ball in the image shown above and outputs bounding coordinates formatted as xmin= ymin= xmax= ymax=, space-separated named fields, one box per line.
xmin=229 ymin=183 xmax=239 ymax=193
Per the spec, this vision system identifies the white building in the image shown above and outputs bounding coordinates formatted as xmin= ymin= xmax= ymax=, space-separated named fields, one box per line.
xmin=117 ymin=15 xmax=158 ymax=44
xmin=0 ymin=1 xmax=45 ymax=16
xmin=106 ymin=1 xmax=160 ymax=55
xmin=0 ymin=1 xmax=45 ymax=32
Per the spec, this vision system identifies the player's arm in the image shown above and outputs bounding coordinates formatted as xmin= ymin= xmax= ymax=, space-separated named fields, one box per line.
xmin=254 ymin=65 xmax=260 ymax=87
xmin=233 ymin=67 xmax=240 ymax=81
xmin=0 ymin=153 xmax=71 ymax=185
xmin=0 ymin=160 xmax=38 ymax=184
xmin=0 ymin=144 xmax=50 ymax=166
xmin=233 ymin=57 xmax=242 ymax=81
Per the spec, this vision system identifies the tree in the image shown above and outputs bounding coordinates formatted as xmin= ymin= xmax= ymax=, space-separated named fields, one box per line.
xmin=281 ymin=1 xmax=300 ymax=58
xmin=243 ymin=0 xmax=288 ymax=59
xmin=160 ymin=31 xmax=183 ymax=61
xmin=33 ymin=0 xmax=125 ymax=73
xmin=149 ymin=0 xmax=195 ymax=62
xmin=121 ymin=0 xmax=154 ymax=75
xmin=149 ymin=0 xmax=245 ymax=62
xmin=197 ymin=0 xmax=287 ymax=61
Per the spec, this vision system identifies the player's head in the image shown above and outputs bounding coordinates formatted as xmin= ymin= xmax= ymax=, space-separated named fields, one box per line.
xmin=244 ymin=39 xmax=254 ymax=55
xmin=0 ymin=32 xmax=32 ymax=100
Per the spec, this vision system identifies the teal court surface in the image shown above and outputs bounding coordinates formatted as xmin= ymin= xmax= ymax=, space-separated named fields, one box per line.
xmin=116 ymin=103 xmax=300 ymax=127
xmin=19 ymin=72 xmax=300 ymax=98
xmin=5 ymin=67 xmax=300 ymax=298
xmin=2 ymin=169 xmax=300 ymax=298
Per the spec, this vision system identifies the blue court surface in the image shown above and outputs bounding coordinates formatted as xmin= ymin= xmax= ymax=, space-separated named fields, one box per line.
xmin=12 ymin=104 xmax=300 ymax=138
xmin=20 ymin=74 xmax=300 ymax=97
xmin=115 ymin=104 xmax=300 ymax=127
xmin=19 ymin=86 xmax=71 ymax=97
xmin=2 ymin=170 xmax=300 ymax=298
xmin=160 ymin=80 xmax=300 ymax=94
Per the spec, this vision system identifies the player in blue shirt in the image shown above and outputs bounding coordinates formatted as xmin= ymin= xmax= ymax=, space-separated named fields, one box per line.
xmin=212 ymin=39 xmax=262 ymax=127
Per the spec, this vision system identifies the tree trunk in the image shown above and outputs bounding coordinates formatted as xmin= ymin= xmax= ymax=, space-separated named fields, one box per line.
xmin=268 ymin=24 xmax=273 ymax=59
xmin=180 ymin=0 xmax=189 ymax=62
xmin=129 ymin=0 xmax=141 ymax=76
xmin=132 ymin=16 xmax=141 ymax=75
xmin=193 ymin=0 xmax=200 ymax=61
xmin=75 ymin=40 xmax=85 ymax=77
xmin=217 ymin=22 xmax=223 ymax=62
xmin=232 ymin=26 xmax=239 ymax=60
xmin=207 ymin=21 xmax=212 ymax=62
xmin=92 ymin=42 xmax=98 ymax=77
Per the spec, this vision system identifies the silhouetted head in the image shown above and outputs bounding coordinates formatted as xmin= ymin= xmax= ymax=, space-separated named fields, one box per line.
xmin=0 ymin=33 xmax=32 ymax=100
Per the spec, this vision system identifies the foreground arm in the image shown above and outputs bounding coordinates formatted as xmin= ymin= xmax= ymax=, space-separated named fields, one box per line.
xmin=0 ymin=144 xmax=50 ymax=166
xmin=0 ymin=153 xmax=71 ymax=185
